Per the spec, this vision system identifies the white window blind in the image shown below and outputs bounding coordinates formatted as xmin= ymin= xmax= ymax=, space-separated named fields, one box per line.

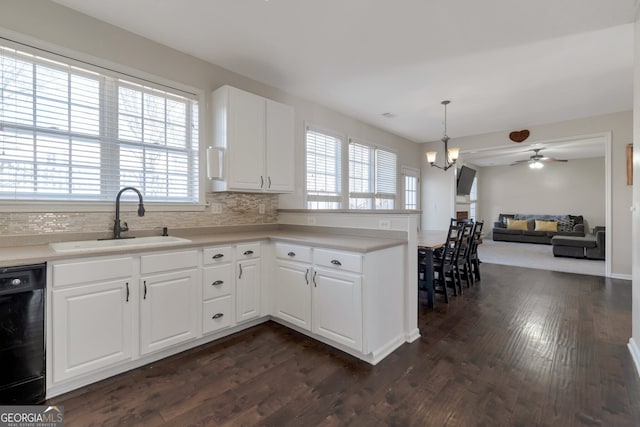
xmin=0 ymin=42 xmax=199 ymax=203
xmin=305 ymin=126 xmax=342 ymax=209
xmin=349 ymin=139 xmax=396 ymax=209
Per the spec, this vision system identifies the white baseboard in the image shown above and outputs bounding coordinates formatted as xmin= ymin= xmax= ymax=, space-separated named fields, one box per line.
xmin=628 ymin=338 xmax=640 ymax=377
xmin=609 ymin=273 xmax=632 ymax=280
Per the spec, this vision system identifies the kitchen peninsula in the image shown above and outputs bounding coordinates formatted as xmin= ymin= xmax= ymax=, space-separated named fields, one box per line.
xmin=0 ymin=224 xmax=413 ymax=398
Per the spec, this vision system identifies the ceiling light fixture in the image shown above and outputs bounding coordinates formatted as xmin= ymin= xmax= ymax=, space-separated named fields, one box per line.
xmin=529 ymin=160 xmax=544 ymax=169
xmin=426 ymin=100 xmax=459 ymax=171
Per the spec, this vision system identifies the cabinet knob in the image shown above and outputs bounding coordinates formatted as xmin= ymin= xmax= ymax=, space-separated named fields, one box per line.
xmin=211 ymin=280 xmax=224 ymax=286
xmin=212 ymin=253 xmax=224 ymax=259
xmin=287 ymin=251 xmax=296 ymax=257
xmin=212 ymin=313 xmax=224 ymax=319
xmin=331 ymin=259 xmax=342 ymax=266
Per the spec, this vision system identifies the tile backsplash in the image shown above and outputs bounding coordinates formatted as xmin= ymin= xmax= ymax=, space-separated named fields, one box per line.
xmin=0 ymin=192 xmax=278 ymax=237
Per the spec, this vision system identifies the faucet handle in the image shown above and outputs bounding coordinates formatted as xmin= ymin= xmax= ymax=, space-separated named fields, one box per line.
xmin=122 ymin=222 xmax=129 ymax=232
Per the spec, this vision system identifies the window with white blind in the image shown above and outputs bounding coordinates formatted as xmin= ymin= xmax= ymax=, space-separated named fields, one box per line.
xmin=348 ymin=139 xmax=397 ymax=209
xmin=402 ymin=166 xmax=420 ymax=210
xmin=0 ymin=42 xmax=199 ymax=204
xmin=305 ymin=126 xmax=343 ymax=209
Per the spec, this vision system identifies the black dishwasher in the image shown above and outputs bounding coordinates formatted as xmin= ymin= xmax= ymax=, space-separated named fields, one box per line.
xmin=0 ymin=263 xmax=46 ymax=404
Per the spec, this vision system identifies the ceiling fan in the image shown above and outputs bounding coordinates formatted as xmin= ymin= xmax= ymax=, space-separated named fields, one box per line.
xmin=510 ymin=148 xmax=568 ymax=169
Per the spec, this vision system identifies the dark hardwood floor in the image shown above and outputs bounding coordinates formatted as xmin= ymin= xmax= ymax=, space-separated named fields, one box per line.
xmin=50 ymin=263 xmax=640 ymax=426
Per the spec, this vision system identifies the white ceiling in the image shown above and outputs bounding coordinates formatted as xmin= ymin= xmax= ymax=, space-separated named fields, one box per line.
xmin=52 ymin=0 xmax=637 ymax=143
xmin=460 ymin=135 xmax=607 ymax=167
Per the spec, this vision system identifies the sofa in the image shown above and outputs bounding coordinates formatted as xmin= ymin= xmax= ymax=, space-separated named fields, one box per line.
xmin=551 ymin=226 xmax=605 ymax=260
xmin=492 ymin=214 xmax=586 ymax=245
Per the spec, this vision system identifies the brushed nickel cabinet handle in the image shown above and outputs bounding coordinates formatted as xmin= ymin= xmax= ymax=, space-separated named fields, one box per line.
xmin=212 ymin=280 xmax=224 ymax=286
xmin=212 ymin=313 xmax=224 ymax=319
xmin=331 ymin=259 xmax=342 ymax=266
xmin=212 ymin=253 xmax=224 ymax=259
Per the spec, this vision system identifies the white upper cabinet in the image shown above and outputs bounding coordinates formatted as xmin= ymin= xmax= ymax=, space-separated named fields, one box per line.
xmin=265 ymin=99 xmax=295 ymax=192
xmin=211 ymin=85 xmax=294 ymax=193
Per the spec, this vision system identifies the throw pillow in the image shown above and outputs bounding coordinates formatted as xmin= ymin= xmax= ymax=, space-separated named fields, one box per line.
xmin=535 ymin=220 xmax=558 ymax=232
xmin=506 ymin=219 xmax=529 ymax=231
xmin=557 ymin=217 xmax=574 ymax=232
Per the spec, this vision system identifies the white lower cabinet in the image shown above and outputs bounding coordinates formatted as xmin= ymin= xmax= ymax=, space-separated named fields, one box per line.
xmin=235 ymin=243 xmax=262 ymax=323
xmin=312 ymin=267 xmax=363 ymax=351
xmin=51 ymin=278 xmax=132 ymax=383
xmin=50 ymin=256 xmax=134 ymax=383
xmin=202 ymin=246 xmax=234 ymax=334
xmin=139 ymin=268 xmax=199 ymax=355
xmin=274 ymin=260 xmax=311 ymax=330
xmin=272 ymin=243 xmax=363 ymax=352
xmin=47 ymin=237 xmax=404 ymax=397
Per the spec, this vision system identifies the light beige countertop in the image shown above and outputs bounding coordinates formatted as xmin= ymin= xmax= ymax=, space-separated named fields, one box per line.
xmin=0 ymin=226 xmax=407 ymax=268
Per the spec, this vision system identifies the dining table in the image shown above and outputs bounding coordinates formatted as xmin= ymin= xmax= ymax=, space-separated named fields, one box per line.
xmin=417 ymin=230 xmax=448 ymax=308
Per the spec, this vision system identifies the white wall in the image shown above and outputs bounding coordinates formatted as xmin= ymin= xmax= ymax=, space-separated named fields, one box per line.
xmin=629 ymin=6 xmax=640 ymax=375
xmin=421 ymin=153 xmax=456 ymax=230
xmin=478 ymin=157 xmax=606 ymax=229
xmin=422 ymin=111 xmax=632 ymax=277
xmin=0 ymin=0 xmax=421 ymax=211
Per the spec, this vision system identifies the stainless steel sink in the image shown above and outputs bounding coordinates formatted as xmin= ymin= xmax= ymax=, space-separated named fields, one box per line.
xmin=49 ymin=236 xmax=192 ymax=253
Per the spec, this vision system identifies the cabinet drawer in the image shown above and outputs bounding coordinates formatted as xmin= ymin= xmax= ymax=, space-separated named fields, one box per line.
xmin=202 ymin=296 xmax=233 ymax=334
xmin=203 ymin=246 xmax=233 ymax=265
xmin=314 ymin=248 xmax=362 ymax=274
xmin=203 ymin=264 xmax=233 ymax=300
xmin=275 ymin=243 xmax=312 ymax=263
xmin=53 ymin=257 xmax=133 ymax=287
xmin=236 ymin=242 xmax=261 ymax=259
xmin=141 ymin=250 xmax=198 ymax=275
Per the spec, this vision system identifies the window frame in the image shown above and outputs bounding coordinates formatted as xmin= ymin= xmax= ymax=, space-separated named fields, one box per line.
xmin=0 ymin=36 xmax=206 ymax=213
xmin=401 ymin=166 xmax=420 ymax=211
xmin=304 ymin=123 xmax=345 ymax=209
xmin=348 ymin=137 xmax=398 ymax=210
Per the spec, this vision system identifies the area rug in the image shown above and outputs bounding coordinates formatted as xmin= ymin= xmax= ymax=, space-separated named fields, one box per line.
xmin=477 ymin=238 xmax=605 ymax=277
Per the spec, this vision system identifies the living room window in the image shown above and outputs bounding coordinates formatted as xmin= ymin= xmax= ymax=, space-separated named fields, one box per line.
xmin=0 ymin=41 xmax=200 ymax=205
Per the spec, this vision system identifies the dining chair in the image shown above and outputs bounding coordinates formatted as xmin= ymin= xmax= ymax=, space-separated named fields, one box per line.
xmin=453 ymin=220 xmax=474 ymax=290
xmin=469 ymin=220 xmax=484 ymax=281
xmin=433 ymin=221 xmax=462 ymax=302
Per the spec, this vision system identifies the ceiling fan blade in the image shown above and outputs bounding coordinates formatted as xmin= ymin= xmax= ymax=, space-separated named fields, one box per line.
xmin=546 ymin=158 xmax=568 ymax=162
xmin=510 ymin=160 xmax=529 ymax=166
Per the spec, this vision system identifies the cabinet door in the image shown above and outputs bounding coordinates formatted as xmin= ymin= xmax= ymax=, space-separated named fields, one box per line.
xmin=236 ymin=258 xmax=261 ymax=323
xmin=274 ymin=261 xmax=311 ymax=330
xmin=140 ymin=269 xmax=198 ymax=355
xmin=227 ymin=87 xmax=265 ymax=190
xmin=52 ymin=279 xmax=132 ymax=382
xmin=265 ymin=99 xmax=294 ymax=192
xmin=312 ymin=268 xmax=363 ymax=351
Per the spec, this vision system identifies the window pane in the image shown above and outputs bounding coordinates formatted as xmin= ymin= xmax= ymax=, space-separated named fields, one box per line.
xmin=375 ymin=149 xmax=396 ymax=195
xmin=306 ymin=128 xmax=342 ymax=205
xmin=404 ymin=174 xmax=418 ymax=210
xmin=349 ymin=142 xmax=371 ymax=195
